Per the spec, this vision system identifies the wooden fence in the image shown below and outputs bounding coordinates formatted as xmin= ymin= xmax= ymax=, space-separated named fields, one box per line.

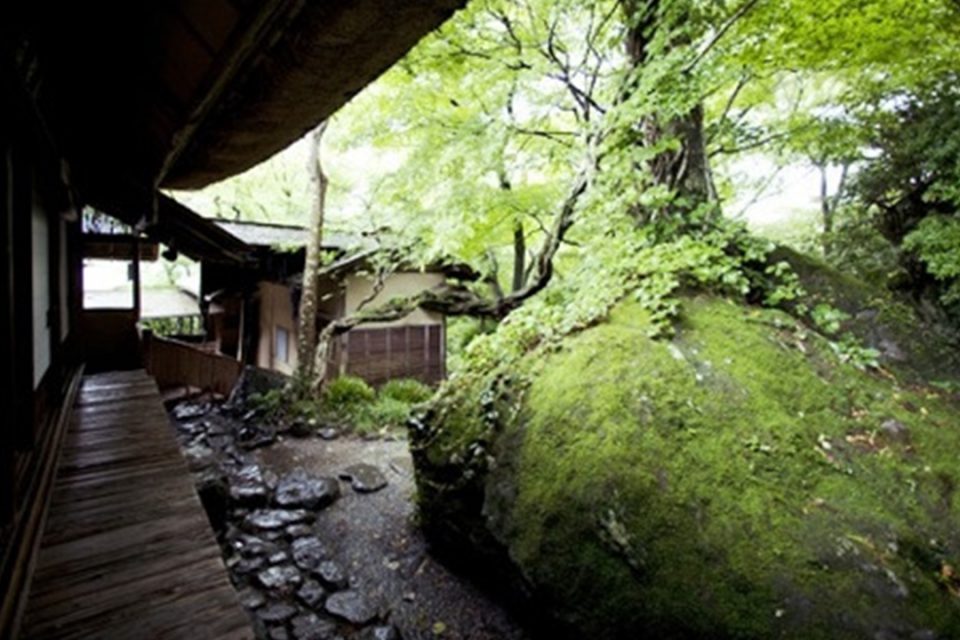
xmin=339 ymin=324 xmax=445 ymax=386
xmin=142 ymin=331 xmax=242 ymax=396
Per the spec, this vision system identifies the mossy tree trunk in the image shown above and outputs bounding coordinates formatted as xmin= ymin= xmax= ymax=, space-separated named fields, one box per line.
xmin=297 ymin=121 xmax=329 ymax=385
xmin=621 ymin=0 xmax=718 ymax=223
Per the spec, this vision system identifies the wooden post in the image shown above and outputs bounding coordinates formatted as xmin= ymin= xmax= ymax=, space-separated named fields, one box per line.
xmin=440 ymin=319 xmax=447 ymax=381
xmin=236 ymin=298 xmax=245 ymax=362
xmin=423 ymin=325 xmax=430 ymax=383
xmin=386 ymin=327 xmax=392 ymax=380
xmin=12 ymin=145 xmax=34 ymax=449
xmin=132 ymin=236 xmax=141 ymax=322
xmin=1 ymin=133 xmax=14 ymax=525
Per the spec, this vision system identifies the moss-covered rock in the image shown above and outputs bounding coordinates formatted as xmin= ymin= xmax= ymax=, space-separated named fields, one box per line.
xmin=772 ymin=246 xmax=960 ymax=383
xmin=410 ymin=293 xmax=960 ymax=639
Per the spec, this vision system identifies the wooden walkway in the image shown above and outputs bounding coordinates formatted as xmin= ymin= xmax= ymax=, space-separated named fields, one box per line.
xmin=21 ymin=370 xmax=253 ymax=639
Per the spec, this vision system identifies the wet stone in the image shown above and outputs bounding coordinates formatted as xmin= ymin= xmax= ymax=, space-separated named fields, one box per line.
xmin=244 ymin=509 xmax=313 ymax=531
xmin=233 ymin=534 xmax=275 ymax=558
xmin=257 ymin=565 xmax=303 ymax=594
xmin=173 ymin=403 xmax=208 ymax=420
xmin=286 ymin=524 xmax=313 ymax=539
xmin=177 ymin=420 xmax=206 ymax=437
xmin=229 ymin=465 xmax=271 ymax=507
xmin=315 ymin=560 xmax=349 ymax=591
xmin=296 ymin=580 xmax=327 ymax=608
xmin=259 ymin=602 xmax=299 ymax=624
xmin=238 ymin=588 xmax=267 ymax=610
xmin=275 ymin=469 xmax=341 ymax=510
xmin=289 ymin=420 xmax=315 ymax=439
xmin=208 ymin=434 xmax=233 ymax=450
xmin=231 ymin=464 xmax=265 ymax=485
xmin=233 ymin=556 xmax=267 ymax=576
xmin=269 ymin=627 xmax=290 ymax=640
xmin=262 ymin=529 xmax=285 ymax=542
xmin=183 ymin=444 xmax=215 ymax=472
xmin=291 ymin=537 xmax=330 ymax=572
xmin=325 ymin=590 xmax=376 ymax=625
xmin=238 ymin=424 xmax=277 ymax=450
xmin=360 ymin=625 xmax=403 ymax=640
xmin=269 ymin=551 xmax=289 ymax=565
xmin=340 ymin=464 xmax=388 ymax=493
xmin=263 ymin=468 xmax=279 ymax=490
xmin=319 ymin=427 xmax=340 ymax=441
xmin=290 ymin=613 xmax=338 ymax=640
xmin=206 ymin=420 xmax=230 ymax=436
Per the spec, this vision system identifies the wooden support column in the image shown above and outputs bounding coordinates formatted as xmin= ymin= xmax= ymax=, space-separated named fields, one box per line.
xmin=1 ymin=129 xmax=14 ymax=525
xmin=12 ymin=145 xmax=35 ymax=450
xmin=132 ymin=235 xmax=142 ymax=322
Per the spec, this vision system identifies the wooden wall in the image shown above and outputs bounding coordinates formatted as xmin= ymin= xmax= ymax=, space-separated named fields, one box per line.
xmin=251 ymin=277 xmax=447 ymax=386
xmin=256 ymin=281 xmax=299 ymax=376
xmin=1 ymin=61 xmax=84 ymax=639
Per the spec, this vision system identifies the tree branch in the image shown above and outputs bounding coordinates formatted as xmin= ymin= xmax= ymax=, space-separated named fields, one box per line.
xmin=324 ymin=170 xmax=589 ymax=340
xmin=683 ymin=0 xmax=763 ymax=74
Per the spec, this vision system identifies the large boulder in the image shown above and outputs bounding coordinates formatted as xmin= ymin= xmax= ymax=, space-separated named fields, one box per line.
xmin=410 ymin=294 xmax=960 ymax=639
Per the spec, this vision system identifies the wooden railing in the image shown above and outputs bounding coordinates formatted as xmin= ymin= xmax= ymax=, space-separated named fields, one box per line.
xmin=142 ymin=331 xmax=241 ymax=396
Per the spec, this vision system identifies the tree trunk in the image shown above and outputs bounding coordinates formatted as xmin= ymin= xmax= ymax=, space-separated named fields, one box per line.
xmin=622 ymin=0 xmax=717 ymax=220
xmin=512 ymin=221 xmax=526 ymax=293
xmin=296 ymin=121 xmax=329 ymax=383
xmin=818 ymin=163 xmax=833 ymax=257
xmin=820 ymin=161 xmax=849 ymax=258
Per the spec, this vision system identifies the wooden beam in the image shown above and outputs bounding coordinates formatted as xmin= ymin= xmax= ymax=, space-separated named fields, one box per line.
xmin=82 ymin=234 xmax=159 ymax=262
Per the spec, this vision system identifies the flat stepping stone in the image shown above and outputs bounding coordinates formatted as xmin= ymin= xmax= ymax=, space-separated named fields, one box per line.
xmin=296 ymin=580 xmax=327 ymax=608
xmin=257 ymin=565 xmax=302 ymax=594
xmin=325 ymin=590 xmax=377 ymax=625
xmin=291 ymin=536 xmax=330 ymax=571
xmin=291 ymin=613 xmax=338 ymax=640
xmin=259 ymin=602 xmax=299 ymax=624
xmin=315 ymin=560 xmax=349 ymax=591
xmin=244 ymin=509 xmax=313 ymax=531
xmin=339 ymin=464 xmax=388 ymax=493
xmin=359 ymin=626 xmax=402 ymax=640
xmin=275 ymin=468 xmax=341 ymax=509
xmin=238 ymin=588 xmax=266 ymax=610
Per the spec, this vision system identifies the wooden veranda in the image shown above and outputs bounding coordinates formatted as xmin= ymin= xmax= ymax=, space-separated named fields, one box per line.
xmin=19 ymin=370 xmax=252 ymax=639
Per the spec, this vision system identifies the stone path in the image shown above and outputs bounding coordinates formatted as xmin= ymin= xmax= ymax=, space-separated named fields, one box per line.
xmin=170 ymin=400 xmax=527 ymax=640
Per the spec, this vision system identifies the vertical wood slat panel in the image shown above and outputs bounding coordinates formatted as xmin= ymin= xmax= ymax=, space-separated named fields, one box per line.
xmin=144 ymin=335 xmax=241 ymax=396
xmin=342 ymin=325 xmax=444 ymax=386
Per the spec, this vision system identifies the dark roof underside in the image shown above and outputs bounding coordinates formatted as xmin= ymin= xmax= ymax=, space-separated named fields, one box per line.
xmin=6 ymin=0 xmax=464 ymax=223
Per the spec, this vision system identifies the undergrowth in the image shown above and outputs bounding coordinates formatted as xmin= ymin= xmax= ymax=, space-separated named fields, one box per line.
xmin=248 ymin=375 xmax=434 ymax=437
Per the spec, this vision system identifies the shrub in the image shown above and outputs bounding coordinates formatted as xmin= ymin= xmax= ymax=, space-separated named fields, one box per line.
xmin=354 ymin=396 xmax=414 ymax=436
xmin=323 ymin=375 xmax=375 ymax=413
xmin=248 ymin=387 xmax=288 ymax=418
xmin=379 ymin=378 xmax=433 ymax=404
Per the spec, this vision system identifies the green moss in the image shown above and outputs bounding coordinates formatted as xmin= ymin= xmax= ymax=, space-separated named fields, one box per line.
xmin=773 ymin=246 xmax=960 ymax=382
xmin=440 ymin=296 xmax=960 ymax=639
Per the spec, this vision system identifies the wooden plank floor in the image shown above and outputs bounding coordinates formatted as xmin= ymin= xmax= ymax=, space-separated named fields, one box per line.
xmin=21 ymin=370 xmax=253 ymax=640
